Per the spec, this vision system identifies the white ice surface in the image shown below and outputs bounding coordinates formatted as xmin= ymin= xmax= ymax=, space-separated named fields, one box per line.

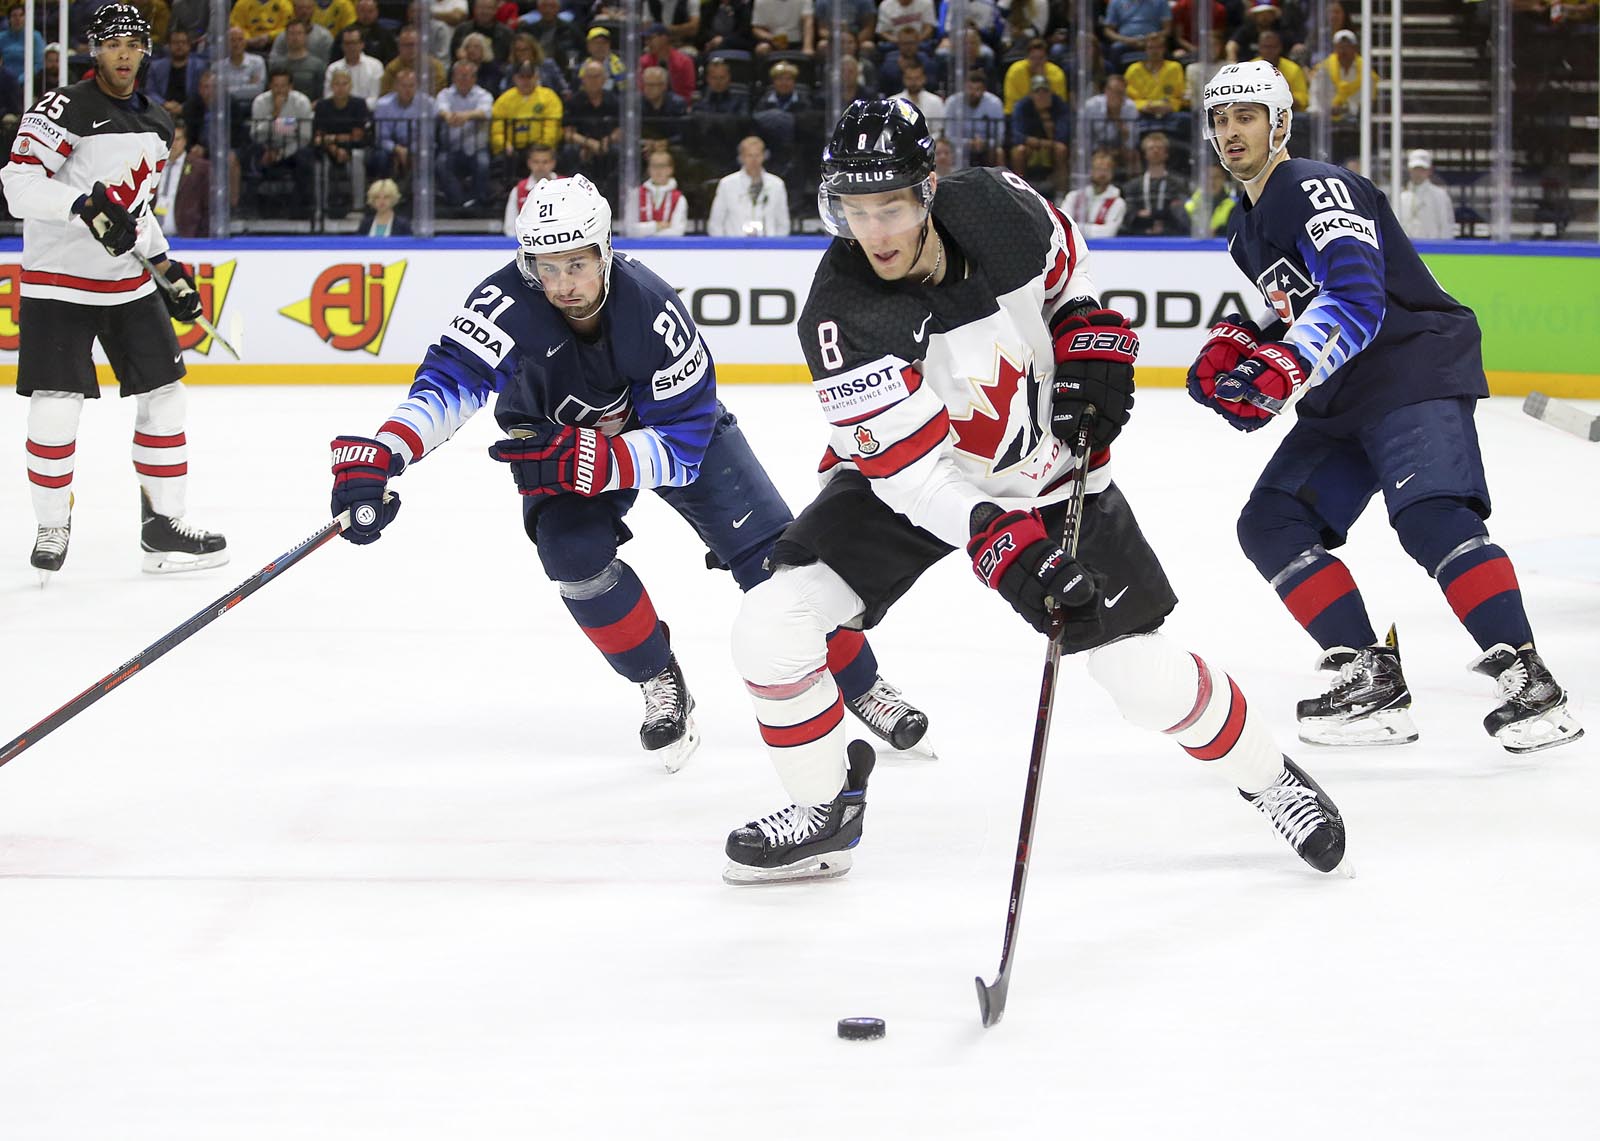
xmin=1 ymin=387 xmax=1596 ymax=1140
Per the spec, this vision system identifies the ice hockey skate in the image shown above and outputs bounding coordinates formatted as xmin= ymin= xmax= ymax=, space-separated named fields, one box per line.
xmin=847 ymin=675 xmax=935 ymax=757
xmin=140 ymin=490 xmax=228 ymax=574
xmin=1470 ymin=644 xmax=1584 ymax=754
xmin=724 ymin=740 xmax=875 ymax=885
xmin=640 ymin=647 xmax=698 ymax=772
xmin=30 ymin=521 xmax=71 ymax=587
xmin=1241 ymin=757 xmax=1347 ymax=873
xmin=1297 ymin=624 xmax=1418 ymax=746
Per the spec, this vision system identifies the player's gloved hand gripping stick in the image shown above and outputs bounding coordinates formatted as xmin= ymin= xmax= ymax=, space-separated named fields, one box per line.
xmin=132 ymin=250 xmax=243 ymax=361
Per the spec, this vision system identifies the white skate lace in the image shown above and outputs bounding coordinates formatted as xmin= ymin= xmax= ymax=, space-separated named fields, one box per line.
xmin=752 ymin=803 xmax=827 ymax=848
xmin=1251 ymin=775 xmax=1324 ymax=849
xmin=847 ymin=678 xmax=909 ymax=736
xmin=641 ymin=666 xmax=683 ymax=725
xmin=167 ymin=517 xmax=214 ymax=542
xmin=1494 ymin=659 xmax=1530 ymax=701
xmin=33 ymin=526 xmax=69 ymax=557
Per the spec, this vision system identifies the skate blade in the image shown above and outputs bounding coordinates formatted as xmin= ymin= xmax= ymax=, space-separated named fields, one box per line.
xmin=882 ymin=737 xmax=938 ymax=761
xmin=1496 ymin=709 xmax=1584 ymax=755
xmin=142 ymin=549 xmax=231 ymax=575
xmin=653 ymin=718 xmax=700 ymax=773
xmin=1299 ymin=708 xmax=1419 ymax=747
xmin=722 ymin=850 xmax=853 ymax=885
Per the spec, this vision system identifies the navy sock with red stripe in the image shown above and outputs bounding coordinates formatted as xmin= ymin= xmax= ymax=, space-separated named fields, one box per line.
xmin=1437 ymin=542 xmax=1532 ymax=651
xmin=1271 ymin=549 xmax=1377 ymax=651
xmin=561 ymin=562 xmax=670 ymax=683
xmin=824 ymin=629 xmax=878 ymax=703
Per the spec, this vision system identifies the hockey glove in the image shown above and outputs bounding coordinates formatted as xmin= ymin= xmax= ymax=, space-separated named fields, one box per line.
xmin=967 ymin=507 xmax=1096 ymax=635
xmin=159 ymin=260 xmax=204 ymax=324
xmin=73 ymin=182 xmax=138 ymax=257
xmin=330 ymin=435 xmax=403 ymax=544
xmin=1049 ymin=307 xmax=1138 ymax=451
xmin=1186 ymin=313 xmax=1261 ymax=405
xmin=1211 ymin=342 xmax=1310 ymax=432
xmin=487 ymin=424 xmax=620 ymax=498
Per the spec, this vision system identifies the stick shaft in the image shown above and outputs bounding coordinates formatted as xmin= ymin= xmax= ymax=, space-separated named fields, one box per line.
xmin=133 ymin=251 xmax=242 ymax=360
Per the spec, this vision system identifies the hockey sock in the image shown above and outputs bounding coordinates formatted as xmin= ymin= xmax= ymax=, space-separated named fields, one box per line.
xmin=746 ymin=667 xmax=849 ymax=807
xmin=1087 ymin=633 xmax=1285 ymax=793
xmin=132 ymin=382 xmax=189 ymax=518
xmin=1436 ymin=541 xmax=1533 ymax=651
xmin=27 ymin=391 xmax=85 ymax=527
xmin=558 ymin=559 xmax=671 ymax=684
xmin=825 ymin=629 xmax=879 ymax=703
xmin=1269 ymin=547 xmax=1377 ymax=651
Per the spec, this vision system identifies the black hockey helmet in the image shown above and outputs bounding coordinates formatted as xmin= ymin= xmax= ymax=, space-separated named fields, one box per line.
xmin=86 ymin=4 xmax=152 ymax=52
xmin=817 ymin=97 xmax=937 ymax=238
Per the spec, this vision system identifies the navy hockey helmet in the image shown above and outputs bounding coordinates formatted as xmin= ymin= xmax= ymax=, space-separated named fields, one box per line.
xmin=86 ymin=4 xmax=153 ymax=52
xmin=817 ymin=98 xmax=937 ymax=239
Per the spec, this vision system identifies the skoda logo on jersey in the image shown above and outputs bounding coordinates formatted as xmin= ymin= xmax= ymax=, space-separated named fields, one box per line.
xmin=523 ymin=229 xmax=588 ymax=247
xmin=449 ymin=314 xmax=506 ymax=356
xmin=1255 ymin=258 xmax=1316 ymax=324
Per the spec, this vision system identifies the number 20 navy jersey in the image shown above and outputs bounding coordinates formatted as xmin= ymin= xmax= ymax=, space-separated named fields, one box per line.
xmin=372 ymin=251 xmax=717 ymax=491
xmin=1225 ymin=157 xmax=1488 ymax=430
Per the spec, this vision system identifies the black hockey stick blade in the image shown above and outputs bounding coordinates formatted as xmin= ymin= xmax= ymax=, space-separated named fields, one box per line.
xmin=0 ymin=509 xmax=354 ymax=769
xmin=975 ymin=971 xmax=1010 ymax=1028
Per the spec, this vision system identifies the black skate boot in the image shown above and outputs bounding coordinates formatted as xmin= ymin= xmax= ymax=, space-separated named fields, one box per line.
xmin=724 ymin=740 xmax=875 ymax=885
xmin=1241 ymin=757 xmax=1347 ymax=873
xmin=640 ymin=642 xmax=698 ymax=772
xmin=140 ymin=490 xmax=228 ymax=574
xmin=1470 ymin=644 xmax=1584 ymax=754
xmin=846 ymin=675 xmax=933 ymax=755
xmin=1297 ymin=623 xmax=1418 ymax=746
xmin=31 ymin=521 xmax=71 ymax=580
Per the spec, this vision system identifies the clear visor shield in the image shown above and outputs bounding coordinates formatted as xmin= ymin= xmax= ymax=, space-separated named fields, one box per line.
xmin=517 ymin=245 xmax=606 ymax=293
xmin=1204 ymin=101 xmax=1289 ymax=160
xmin=817 ymin=177 xmax=935 ymax=241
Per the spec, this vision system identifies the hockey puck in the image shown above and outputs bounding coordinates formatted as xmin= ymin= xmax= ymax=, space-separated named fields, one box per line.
xmin=837 ymin=1017 xmax=886 ymax=1041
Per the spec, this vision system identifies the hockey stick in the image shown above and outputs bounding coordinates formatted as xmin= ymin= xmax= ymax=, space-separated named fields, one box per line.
xmin=975 ymin=410 xmax=1096 ymax=1029
xmin=1523 ymin=392 xmax=1600 ymax=443
xmin=0 ymin=509 xmax=360 ymax=769
xmin=133 ymin=251 xmax=243 ymax=361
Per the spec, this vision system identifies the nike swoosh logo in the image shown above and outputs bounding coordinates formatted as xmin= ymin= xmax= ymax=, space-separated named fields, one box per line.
xmin=546 ymin=343 xmax=563 ymax=357
xmin=731 ymin=511 xmax=753 ymax=529
xmin=173 ymin=353 xmax=182 ymax=363
xmin=1103 ymin=586 xmax=1130 ymax=608
xmin=93 ymin=119 xmax=111 ymax=128
xmin=913 ymin=314 xmax=931 ymax=342
xmin=1395 ymin=473 xmax=1416 ymax=489
xmin=1227 ymin=234 xmax=1237 ymax=253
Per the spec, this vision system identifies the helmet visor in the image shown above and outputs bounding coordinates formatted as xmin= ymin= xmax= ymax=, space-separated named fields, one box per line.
xmin=519 ymin=245 xmax=605 ymax=292
xmin=817 ymin=175 xmax=935 ymax=240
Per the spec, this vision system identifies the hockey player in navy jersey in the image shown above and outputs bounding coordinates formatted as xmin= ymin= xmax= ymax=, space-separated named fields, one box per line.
xmin=327 ymin=175 xmax=928 ymax=770
xmin=1187 ymin=61 xmax=1582 ymax=755
xmin=720 ymin=99 xmax=1347 ymax=885
xmin=2 ymin=5 xmax=226 ymax=583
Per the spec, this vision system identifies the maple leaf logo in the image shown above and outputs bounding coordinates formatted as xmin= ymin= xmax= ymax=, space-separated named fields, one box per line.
xmin=105 ymin=156 xmax=154 ymax=210
xmin=950 ymin=352 xmax=1044 ymax=474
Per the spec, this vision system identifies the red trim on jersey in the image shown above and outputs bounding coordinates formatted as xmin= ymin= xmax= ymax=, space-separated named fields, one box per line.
xmin=609 ymin=437 xmax=636 ymax=488
xmin=825 ymin=629 xmax=866 ymax=676
xmin=26 ymin=439 xmax=76 ymax=460
xmin=134 ymin=461 xmax=188 ymax=478
xmin=16 ymin=131 xmax=70 ymax=157
xmin=582 ymin=592 xmax=659 ymax=655
xmin=759 ymin=691 xmax=845 ymax=749
xmin=854 ymin=409 xmax=951 ymax=479
xmin=1039 ymin=446 xmax=1111 ymax=496
xmin=1164 ymin=654 xmax=1213 ymax=735
xmin=1184 ymin=677 xmax=1247 ymax=761
xmin=1045 ymin=201 xmax=1080 ymax=290
xmin=378 ymin=419 xmax=426 ymax=463
xmin=133 ymin=431 xmax=186 ymax=449
xmin=8 ymin=152 xmax=46 ymax=168
xmin=1043 ymin=247 xmax=1068 ymax=293
xmin=817 ymin=445 xmax=845 ymax=473
xmin=23 ymin=269 xmax=150 ymax=293
xmin=1444 ymin=557 xmax=1519 ymax=621
xmin=1282 ymin=561 xmax=1359 ymax=627
xmin=28 ymin=470 xmax=73 ymax=489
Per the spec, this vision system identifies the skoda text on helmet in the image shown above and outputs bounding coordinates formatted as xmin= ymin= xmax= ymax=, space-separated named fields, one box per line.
xmin=515 ymin=174 xmax=614 ymax=309
xmin=1203 ymin=60 xmax=1294 ymax=168
xmin=818 ymin=98 xmax=937 ymax=241
xmin=85 ymin=4 xmax=153 ymax=53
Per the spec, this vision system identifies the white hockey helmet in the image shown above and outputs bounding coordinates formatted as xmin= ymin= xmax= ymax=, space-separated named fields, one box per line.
xmin=515 ymin=174 xmax=614 ymax=296
xmin=1202 ymin=60 xmax=1294 ymax=163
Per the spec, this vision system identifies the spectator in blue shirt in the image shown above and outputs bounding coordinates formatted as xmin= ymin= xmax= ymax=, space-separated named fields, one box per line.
xmin=1103 ymin=0 xmax=1171 ymax=72
xmin=1009 ymin=73 xmax=1070 ymax=197
xmin=1 ymin=7 xmax=45 ymax=79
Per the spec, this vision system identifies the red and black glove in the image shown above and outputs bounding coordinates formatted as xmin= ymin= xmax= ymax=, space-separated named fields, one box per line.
xmin=1186 ymin=313 xmax=1261 ymax=405
xmin=330 ymin=435 xmax=402 ymax=544
xmin=967 ymin=506 xmax=1096 ymax=635
xmin=1049 ymin=306 xmax=1138 ymax=451
xmin=1211 ymin=342 xmax=1309 ymax=432
xmin=488 ymin=423 xmax=621 ymax=497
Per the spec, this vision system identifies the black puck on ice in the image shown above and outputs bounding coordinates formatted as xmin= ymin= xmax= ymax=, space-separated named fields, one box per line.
xmin=837 ymin=1016 xmax=886 ymax=1040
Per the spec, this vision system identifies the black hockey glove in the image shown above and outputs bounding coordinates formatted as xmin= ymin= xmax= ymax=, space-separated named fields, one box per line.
xmin=73 ymin=182 xmax=138 ymax=257
xmin=330 ymin=435 xmax=403 ymax=544
xmin=1049 ymin=307 xmax=1138 ymax=452
xmin=158 ymin=260 xmax=204 ymax=324
xmin=967 ymin=506 xmax=1095 ymax=635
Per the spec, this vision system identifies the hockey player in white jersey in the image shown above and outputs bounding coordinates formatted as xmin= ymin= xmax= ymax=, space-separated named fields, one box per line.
xmin=722 ymin=99 xmax=1349 ymax=884
xmin=1 ymin=5 xmax=226 ymax=583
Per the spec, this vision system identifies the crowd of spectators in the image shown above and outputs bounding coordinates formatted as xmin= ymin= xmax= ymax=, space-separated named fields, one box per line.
xmin=0 ymin=1 xmax=1465 ymax=238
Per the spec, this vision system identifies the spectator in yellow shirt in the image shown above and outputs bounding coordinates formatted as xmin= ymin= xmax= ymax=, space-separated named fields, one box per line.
xmin=1123 ymin=31 xmax=1187 ymax=131
xmin=1255 ymin=31 xmax=1308 ymax=112
xmin=1315 ymin=29 xmax=1378 ymax=121
xmin=490 ymin=61 xmax=562 ymax=154
xmin=1001 ymin=37 xmax=1065 ymax=113
xmin=231 ymin=0 xmax=294 ymax=52
xmin=311 ymin=0 xmax=357 ymax=37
